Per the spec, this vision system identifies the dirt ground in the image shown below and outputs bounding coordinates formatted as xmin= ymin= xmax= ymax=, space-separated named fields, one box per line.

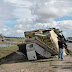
xmin=0 ymin=52 xmax=72 ymax=72
xmin=0 ymin=52 xmax=54 ymax=72
xmin=51 ymin=55 xmax=72 ymax=72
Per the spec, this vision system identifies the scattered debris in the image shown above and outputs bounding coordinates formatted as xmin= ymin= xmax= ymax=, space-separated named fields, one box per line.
xmin=18 ymin=28 xmax=69 ymax=60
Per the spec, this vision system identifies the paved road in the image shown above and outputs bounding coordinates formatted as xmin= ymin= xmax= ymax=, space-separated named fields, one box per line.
xmin=66 ymin=43 xmax=72 ymax=51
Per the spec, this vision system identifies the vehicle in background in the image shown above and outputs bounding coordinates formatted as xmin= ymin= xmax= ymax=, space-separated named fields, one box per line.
xmin=66 ymin=37 xmax=72 ymax=42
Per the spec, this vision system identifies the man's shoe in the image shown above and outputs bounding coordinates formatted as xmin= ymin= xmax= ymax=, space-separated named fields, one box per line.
xmin=61 ymin=59 xmax=64 ymax=61
xmin=58 ymin=58 xmax=60 ymax=60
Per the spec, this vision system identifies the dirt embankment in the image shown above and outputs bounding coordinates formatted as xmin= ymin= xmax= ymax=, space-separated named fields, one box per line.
xmin=0 ymin=51 xmax=72 ymax=72
xmin=0 ymin=52 xmax=54 ymax=72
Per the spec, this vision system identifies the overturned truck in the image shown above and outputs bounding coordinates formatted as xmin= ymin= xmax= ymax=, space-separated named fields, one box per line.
xmin=18 ymin=28 xmax=69 ymax=60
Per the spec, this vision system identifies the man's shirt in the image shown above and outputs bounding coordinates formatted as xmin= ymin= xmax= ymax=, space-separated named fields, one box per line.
xmin=58 ymin=40 xmax=64 ymax=48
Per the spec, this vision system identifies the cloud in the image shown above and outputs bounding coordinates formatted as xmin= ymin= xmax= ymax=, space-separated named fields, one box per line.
xmin=0 ymin=23 xmax=11 ymax=36
xmin=16 ymin=18 xmax=33 ymax=24
xmin=0 ymin=0 xmax=72 ymax=37
xmin=5 ymin=0 xmax=72 ymax=22
xmin=5 ymin=0 xmax=32 ymax=7
xmin=30 ymin=0 xmax=72 ymax=22
xmin=14 ymin=19 xmax=72 ymax=37
xmin=52 ymin=20 xmax=72 ymax=37
xmin=4 ymin=0 xmax=34 ymax=18
xmin=0 ymin=17 xmax=72 ymax=37
xmin=0 ymin=0 xmax=15 ymax=20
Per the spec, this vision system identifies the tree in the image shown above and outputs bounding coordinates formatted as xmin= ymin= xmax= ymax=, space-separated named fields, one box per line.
xmin=0 ymin=34 xmax=3 ymax=37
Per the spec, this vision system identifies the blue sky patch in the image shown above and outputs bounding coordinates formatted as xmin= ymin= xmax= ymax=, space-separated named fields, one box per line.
xmin=55 ymin=16 xmax=72 ymax=21
xmin=4 ymin=18 xmax=19 ymax=28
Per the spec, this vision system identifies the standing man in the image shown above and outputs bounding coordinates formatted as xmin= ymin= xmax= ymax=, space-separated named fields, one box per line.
xmin=58 ymin=36 xmax=65 ymax=61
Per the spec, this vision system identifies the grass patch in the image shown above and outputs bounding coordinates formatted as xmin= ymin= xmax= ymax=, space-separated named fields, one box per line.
xmin=69 ymin=52 xmax=72 ymax=56
xmin=0 ymin=37 xmax=25 ymax=59
xmin=0 ymin=37 xmax=25 ymax=45
xmin=5 ymin=38 xmax=25 ymax=42
xmin=0 ymin=46 xmax=18 ymax=59
xmin=0 ymin=46 xmax=18 ymax=50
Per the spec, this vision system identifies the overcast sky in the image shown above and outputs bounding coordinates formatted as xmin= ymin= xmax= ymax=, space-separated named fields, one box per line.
xmin=0 ymin=0 xmax=72 ymax=37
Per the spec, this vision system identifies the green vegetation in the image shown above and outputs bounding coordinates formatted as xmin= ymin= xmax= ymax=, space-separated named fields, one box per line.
xmin=0 ymin=36 xmax=25 ymax=59
xmin=0 ymin=34 xmax=6 ymax=38
xmin=0 ymin=46 xmax=18 ymax=50
xmin=5 ymin=37 xmax=24 ymax=42
xmin=69 ymin=51 xmax=72 ymax=56
xmin=37 ymin=35 xmax=53 ymax=47
xmin=5 ymin=37 xmax=25 ymax=44
xmin=0 ymin=46 xmax=18 ymax=59
xmin=0 ymin=34 xmax=3 ymax=38
xmin=43 ymin=31 xmax=50 ymax=35
xmin=0 ymin=37 xmax=25 ymax=44
xmin=0 ymin=34 xmax=2 ymax=37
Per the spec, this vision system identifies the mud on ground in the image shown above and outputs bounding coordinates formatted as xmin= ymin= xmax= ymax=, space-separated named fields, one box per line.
xmin=0 ymin=52 xmax=72 ymax=72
